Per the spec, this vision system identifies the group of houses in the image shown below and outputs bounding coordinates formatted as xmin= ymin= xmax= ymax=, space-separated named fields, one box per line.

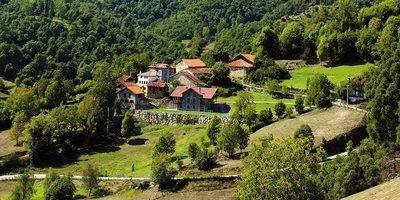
xmin=116 ymin=53 xmax=256 ymax=112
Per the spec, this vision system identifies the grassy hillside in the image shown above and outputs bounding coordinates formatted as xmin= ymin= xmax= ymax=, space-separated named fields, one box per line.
xmin=342 ymin=178 xmax=400 ymax=200
xmin=251 ymin=106 xmax=365 ymax=145
xmin=281 ymin=63 xmax=373 ymax=89
xmin=34 ymin=124 xmax=207 ymax=177
xmin=217 ymin=92 xmax=295 ymax=113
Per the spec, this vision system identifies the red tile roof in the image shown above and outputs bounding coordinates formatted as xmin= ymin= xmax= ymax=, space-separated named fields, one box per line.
xmin=182 ymin=59 xmax=206 ymax=68
xmin=227 ymin=59 xmax=254 ymax=68
xmin=147 ymin=80 xmax=166 ymax=88
xmin=171 ymin=86 xmax=217 ymax=99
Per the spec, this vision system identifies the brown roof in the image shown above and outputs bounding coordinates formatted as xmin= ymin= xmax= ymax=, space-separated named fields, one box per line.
xmin=118 ymin=75 xmax=134 ymax=84
xmin=140 ymin=70 xmax=158 ymax=77
xmin=182 ymin=59 xmax=206 ymax=68
xmin=187 ymin=67 xmax=212 ymax=74
xmin=241 ymin=54 xmax=255 ymax=63
xmin=173 ymin=71 xmax=206 ymax=86
xmin=227 ymin=59 xmax=254 ymax=68
xmin=171 ymin=86 xmax=217 ymax=99
xmin=147 ymin=80 xmax=166 ymax=88
xmin=150 ymin=63 xmax=170 ymax=69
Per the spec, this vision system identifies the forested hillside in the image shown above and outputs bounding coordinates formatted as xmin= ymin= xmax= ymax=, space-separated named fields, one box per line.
xmin=0 ymin=0 xmax=325 ymax=85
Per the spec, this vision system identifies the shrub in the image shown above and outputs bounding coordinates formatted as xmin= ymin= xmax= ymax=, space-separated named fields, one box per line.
xmin=151 ymin=154 xmax=177 ymax=190
xmin=217 ymin=119 xmax=247 ymax=157
xmin=153 ymin=133 xmax=176 ymax=157
xmin=259 ymin=108 xmax=273 ymax=125
xmin=0 ymin=153 xmax=21 ymax=174
xmin=194 ymin=146 xmax=217 ymax=170
xmin=188 ymin=143 xmax=200 ymax=161
xmin=82 ymin=164 xmax=100 ymax=197
xmin=274 ymin=101 xmax=286 ymax=118
xmin=294 ymin=96 xmax=305 ymax=114
xmin=45 ymin=176 xmax=76 ymax=200
xmin=121 ymin=110 xmax=141 ymax=138
xmin=285 ymin=106 xmax=294 ymax=118
xmin=10 ymin=172 xmax=35 ymax=200
xmin=294 ymin=124 xmax=314 ymax=147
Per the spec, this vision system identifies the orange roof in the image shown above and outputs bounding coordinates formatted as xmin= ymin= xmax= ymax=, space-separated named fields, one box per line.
xmin=171 ymin=86 xmax=217 ymax=99
xmin=241 ymin=54 xmax=255 ymax=63
xmin=125 ymin=83 xmax=144 ymax=95
xmin=227 ymin=59 xmax=253 ymax=68
xmin=182 ymin=59 xmax=206 ymax=68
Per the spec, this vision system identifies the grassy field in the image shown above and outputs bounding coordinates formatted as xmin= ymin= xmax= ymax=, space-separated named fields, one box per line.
xmin=342 ymin=178 xmax=400 ymax=200
xmin=34 ymin=124 xmax=207 ymax=177
xmin=217 ymin=91 xmax=295 ymax=113
xmin=281 ymin=63 xmax=373 ymax=89
xmin=250 ymin=106 xmax=365 ymax=145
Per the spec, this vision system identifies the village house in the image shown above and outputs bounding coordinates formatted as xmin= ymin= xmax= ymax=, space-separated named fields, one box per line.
xmin=227 ymin=53 xmax=255 ymax=79
xmin=147 ymin=80 xmax=167 ymax=99
xmin=149 ymin=63 xmax=175 ymax=83
xmin=172 ymin=70 xmax=208 ymax=88
xmin=169 ymin=86 xmax=217 ymax=112
xmin=175 ymin=59 xmax=207 ymax=73
xmin=117 ymin=75 xmax=149 ymax=110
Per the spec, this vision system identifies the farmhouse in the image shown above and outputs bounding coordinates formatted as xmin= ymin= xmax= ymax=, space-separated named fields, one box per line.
xmin=176 ymin=59 xmax=207 ymax=73
xmin=117 ymin=75 xmax=149 ymax=110
xmin=227 ymin=53 xmax=255 ymax=79
xmin=169 ymin=86 xmax=217 ymax=112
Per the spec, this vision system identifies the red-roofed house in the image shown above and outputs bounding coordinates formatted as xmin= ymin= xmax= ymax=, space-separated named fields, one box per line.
xmin=176 ymin=59 xmax=207 ymax=73
xmin=172 ymin=70 xmax=208 ymax=88
xmin=169 ymin=86 xmax=217 ymax=112
xmin=149 ymin=63 xmax=175 ymax=83
xmin=227 ymin=53 xmax=256 ymax=79
xmin=117 ymin=75 xmax=149 ymax=110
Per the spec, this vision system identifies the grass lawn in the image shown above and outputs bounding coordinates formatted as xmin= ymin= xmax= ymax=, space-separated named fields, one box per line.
xmin=251 ymin=106 xmax=365 ymax=145
xmin=281 ymin=63 xmax=373 ymax=89
xmin=34 ymin=124 xmax=207 ymax=177
xmin=217 ymin=91 xmax=295 ymax=113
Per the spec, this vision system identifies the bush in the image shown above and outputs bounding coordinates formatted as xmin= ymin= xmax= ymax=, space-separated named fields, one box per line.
xmin=194 ymin=146 xmax=217 ymax=170
xmin=285 ymin=106 xmax=294 ymax=118
xmin=188 ymin=143 xmax=200 ymax=161
xmin=82 ymin=164 xmax=100 ymax=197
xmin=151 ymin=154 xmax=177 ymax=190
xmin=10 ymin=172 xmax=35 ymax=200
xmin=294 ymin=124 xmax=314 ymax=147
xmin=45 ymin=176 xmax=76 ymax=200
xmin=121 ymin=110 xmax=141 ymax=138
xmin=217 ymin=119 xmax=247 ymax=157
xmin=294 ymin=96 xmax=305 ymax=114
xmin=153 ymin=133 xmax=176 ymax=157
xmin=0 ymin=153 xmax=21 ymax=174
xmin=274 ymin=101 xmax=286 ymax=118
xmin=259 ymin=108 xmax=273 ymax=125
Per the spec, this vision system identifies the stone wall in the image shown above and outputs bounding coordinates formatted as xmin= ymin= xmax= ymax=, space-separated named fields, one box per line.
xmin=134 ymin=110 xmax=230 ymax=125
